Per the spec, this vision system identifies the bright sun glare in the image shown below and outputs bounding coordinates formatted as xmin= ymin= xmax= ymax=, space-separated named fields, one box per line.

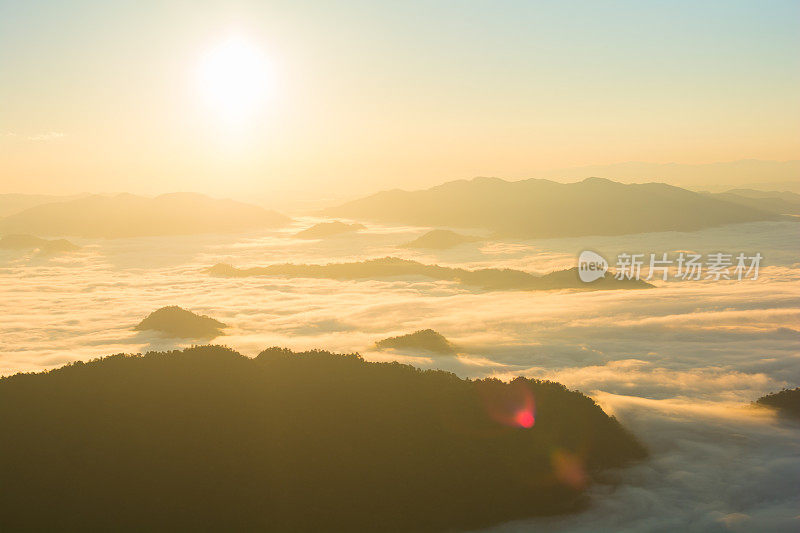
xmin=197 ymin=36 xmax=273 ymax=124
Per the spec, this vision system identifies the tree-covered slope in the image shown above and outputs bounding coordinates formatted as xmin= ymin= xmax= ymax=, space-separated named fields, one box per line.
xmin=0 ymin=346 xmax=646 ymax=532
xmin=209 ymin=257 xmax=653 ymax=291
xmin=134 ymin=305 xmax=227 ymax=338
xmin=756 ymin=387 xmax=800 ymax=419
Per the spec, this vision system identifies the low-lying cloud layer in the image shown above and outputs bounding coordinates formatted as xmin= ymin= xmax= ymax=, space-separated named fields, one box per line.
xmin=1 ymin=220 xmax=798 ymax=531
xmin=481 ymin=394 xmax=800 ymax=533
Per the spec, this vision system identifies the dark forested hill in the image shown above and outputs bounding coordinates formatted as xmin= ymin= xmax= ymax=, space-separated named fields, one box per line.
xmin=0 ymin=192 xmax=289 ymax=238
xmin=323 ymin=177 xmax=781 ymax=238
xmin=0 ymin=346 xmax=646 ymax=532
xmin=209 ymin=257 xmax=652 ymax=291
xmin=375 ymin=329 xmax=456 ymax=354
xmin=756 ymin=387 xmax=800 ymax=419
xmin=134 ymin=306 xmax=227 ymax=338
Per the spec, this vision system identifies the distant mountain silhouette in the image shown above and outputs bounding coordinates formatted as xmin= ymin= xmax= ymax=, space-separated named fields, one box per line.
xmin=0 ymin=193 xmax=85 ymax=217
xmin=135 ymin=305 xmax=227 ymax=338
xmin=523 ymin=159 xmax=800 ymax=192
xmin=294 ymin=220 xmax=366 ymax=239
xmin=324 ymin=177 xmax=782 ymax=238
xmin=0 ymin=234 xmax=79 ymax=254
xmin=208 ymin=257 xmax=653 ymax=291
xmin=756 ymin=387 xmax=800 ymax=419
xmin=705 ymin=189 xmax=800 ymax=216
xmin=400 ymin=229 xmax=481 ymax=249
xmin=0 ymin=345 xmax=646 ymax=531
xmin=0 ymin=192 xmax=289 ymax=238
xmin=376 ymin=329 xmax=456 ymax=354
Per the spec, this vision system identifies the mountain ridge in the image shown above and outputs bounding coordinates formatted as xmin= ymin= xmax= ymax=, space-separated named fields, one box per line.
xmin=208 ymin=257 xmax=653 ymax=292
xmin=0 ymin=192 xmax=289 ymax=238
xmin=323 ymin=177 xmax=782 ymax=238
xmin=523 ymin=159 xmax=800 ymax=192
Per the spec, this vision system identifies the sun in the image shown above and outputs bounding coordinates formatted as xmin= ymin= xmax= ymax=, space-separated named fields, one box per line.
xmin=196 ymin=36 xmax=273 ymax=124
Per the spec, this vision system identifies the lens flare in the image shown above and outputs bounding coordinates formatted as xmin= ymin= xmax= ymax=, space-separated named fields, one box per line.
xmin=514 ymin=409 xmax=535 ymax=428
xmin=479 ymin=378 xmax=536 ymax=428
xmin=551 ymin=449 xmax=587 ymax=490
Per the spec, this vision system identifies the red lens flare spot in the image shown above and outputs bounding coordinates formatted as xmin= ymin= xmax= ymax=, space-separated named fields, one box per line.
xmin=514 ymin=409 xmax=535 ymax=428
xmin=479 ymin=378 xmax=536 ymax=429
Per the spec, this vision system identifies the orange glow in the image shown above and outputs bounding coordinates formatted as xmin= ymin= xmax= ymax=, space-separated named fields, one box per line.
xmin=551 ymin=450 xmax=587 ymax=490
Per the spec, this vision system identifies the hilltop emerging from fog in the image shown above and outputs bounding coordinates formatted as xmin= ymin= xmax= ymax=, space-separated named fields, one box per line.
xmin=324 ymin=177 xmax=782 ymax=238
xmin=0 ymin=234 xmax=79 ymax=254
xmin=376 ymin=329 xmax=457 ymax=354
xmin=209 ymin=257 xmax=653 ymax=291
xmin=0 ymin=193 xmax=289 ymax=238
xmin=756 ymin=388 xmax=800 ymax=419
xmin=135 ymin=306 xmax=227 ymax=339
xmin=0 ymin=345 xmax=646 ymax=531
xmin=400 ymin=229 xmax=481 ymax=249
xmin=294 ymin=220 xmax=365 ymax=239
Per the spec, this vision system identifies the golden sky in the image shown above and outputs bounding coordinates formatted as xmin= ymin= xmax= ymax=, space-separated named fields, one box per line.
xmin=1 ymin=1 xmax=799 ymax=203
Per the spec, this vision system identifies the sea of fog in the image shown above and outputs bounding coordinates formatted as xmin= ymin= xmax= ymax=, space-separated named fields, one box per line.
xmin=2 ymin=220 xmax=798 ymax=532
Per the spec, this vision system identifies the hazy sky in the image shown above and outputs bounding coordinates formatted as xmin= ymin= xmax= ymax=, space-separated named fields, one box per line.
xmin=1 ymin=0 xmax=799 ymax=202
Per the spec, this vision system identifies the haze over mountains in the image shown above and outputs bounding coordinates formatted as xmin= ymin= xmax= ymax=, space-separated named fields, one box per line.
xmin=1 ymin=179 xmax=796 ymax=532
xmin=0 ymin=193 xmax=86 ymax=218
xmin=705 ymin=189 xmax=800 ymax=216
xmin=3 ymin=0 xmax=798 ymax=529
xmin=0 ymin=192 xmax=288 ymax=238
xmin=2 ymin=177 xmax=792 ymax=242
xmin=325 ymin=177 xmax=783 ymax=239
xmin=525 ymin=159 xmax=800 ymax=192
xmin=0 ymin=234 xmax=79 ymax=254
